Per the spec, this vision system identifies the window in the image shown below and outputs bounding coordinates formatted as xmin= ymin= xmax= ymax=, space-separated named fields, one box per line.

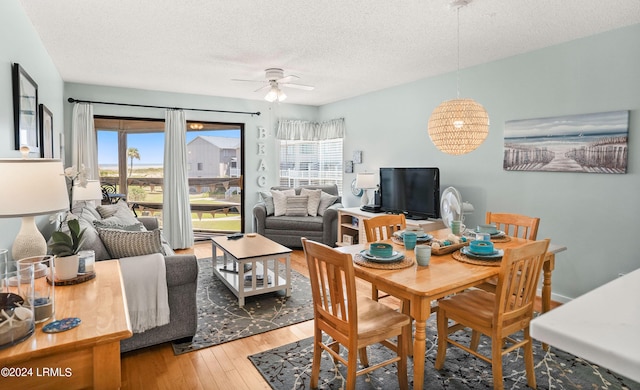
xmin=95 ymin=117 xmax=244 ymax=234
xmin=278 ymin=138 xmax=343 ymax=193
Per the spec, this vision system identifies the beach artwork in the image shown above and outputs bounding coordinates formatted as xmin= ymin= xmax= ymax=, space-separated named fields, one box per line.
xmin=503 ymin=111 xmax=629 ymax=173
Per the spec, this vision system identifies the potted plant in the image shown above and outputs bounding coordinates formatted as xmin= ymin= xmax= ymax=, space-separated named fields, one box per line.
xmin=48 ymin=218 xmax=86 ymax=280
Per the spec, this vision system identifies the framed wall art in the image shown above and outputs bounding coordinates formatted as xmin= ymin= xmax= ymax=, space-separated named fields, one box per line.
xmin=39 ymin=104 xmax=54 ymax=158
xmin=12 ymin=63 xmax=39 ymax=155
xmin=504 ymin=110 xmax=629 ymax=174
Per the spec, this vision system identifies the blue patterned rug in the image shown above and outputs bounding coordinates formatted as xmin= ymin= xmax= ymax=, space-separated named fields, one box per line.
xmin=249 ymin=315 xmax=639 ymax=389
xmin=172 ymin=257 xmax=313 ymax=355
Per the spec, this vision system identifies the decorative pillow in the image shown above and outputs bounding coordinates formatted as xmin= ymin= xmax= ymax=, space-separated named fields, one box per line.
xmin=98 ymin=228 xmax=165 ymax=259
xmin=318 ymin=191 xmax=339 ymax=216
xmin=52 ymin=216 xmax=111 ymax=261
xmin=271 ymin=189 xmax=295 ymax=217
xmin=285 ymin=195 xmax=309 ymax=217
xmin=300 ymin=188 xmax=322 ymax=217
xmin=94 ymin=220 xmax=146 ymax=231
xmin=259 ymin=191 xmax=275 ymax=215
xmin=96 ymin=201 xmax=139 ymax=226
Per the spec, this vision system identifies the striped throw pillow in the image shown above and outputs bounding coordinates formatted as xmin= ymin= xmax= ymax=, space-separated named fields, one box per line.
xmin=98 ymin=228 xmax=164 ymax=259
xmin=285 ymin=195 xmax=309 ymax=216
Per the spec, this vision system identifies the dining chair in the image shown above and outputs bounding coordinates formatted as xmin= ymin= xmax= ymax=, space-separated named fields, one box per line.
xmin=362 ymin=214 xmax=406 ymax=301
xmin=476 ymin=212 xmax=541 ymax=294
xmin=435 ymin=239 xmax=550 ymax=390
xmin=301 ymin=238 xmax=410 ymax=390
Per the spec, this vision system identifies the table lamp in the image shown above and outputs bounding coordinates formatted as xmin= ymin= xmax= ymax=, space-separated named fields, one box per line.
xmin=72 ymin=180 xmax=103 ymax=206
xmin=0 ymin=159 xmax=69 ymax=260
xmin=355 ymin=172 xmax=377 ymax=207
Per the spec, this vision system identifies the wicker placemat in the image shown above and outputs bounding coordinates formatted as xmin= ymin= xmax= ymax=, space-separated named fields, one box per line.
xmin=47 ymin=271 xmax=96 ymax=286
xmin=452 ymin=250 xmax=502 ymax=267
xmin=491 ymin=235 xmax=511 ymax=243
xmin=354 ymin=254 xmax=415 ymax=269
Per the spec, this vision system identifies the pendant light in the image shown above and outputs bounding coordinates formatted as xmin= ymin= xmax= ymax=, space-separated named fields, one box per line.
xmin=428 ymin=0 xmax=489 ymax=155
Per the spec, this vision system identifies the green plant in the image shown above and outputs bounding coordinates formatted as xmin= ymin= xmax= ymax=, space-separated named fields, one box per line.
xmin=48 ymin=219 xmax=86 ymax=257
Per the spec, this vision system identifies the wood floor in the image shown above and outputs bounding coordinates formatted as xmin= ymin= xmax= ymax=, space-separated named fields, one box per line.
xmin=120 ymin=241 xmax=558 ymax=389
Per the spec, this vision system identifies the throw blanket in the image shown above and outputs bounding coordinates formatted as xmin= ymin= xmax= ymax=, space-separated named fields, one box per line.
xmin=119 ymin=253 xmax=170 ymax=333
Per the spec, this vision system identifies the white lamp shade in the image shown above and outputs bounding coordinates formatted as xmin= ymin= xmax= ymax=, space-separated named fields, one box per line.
xmin=73 ymin=180 xmax=103 ymax=202
xmin=0 ymin=159 xmax=69 ymax=218
xmin=355 ymin=172 xmax=377 ymax=189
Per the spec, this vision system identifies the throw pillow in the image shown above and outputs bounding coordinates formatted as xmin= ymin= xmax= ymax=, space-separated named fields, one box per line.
xmin=271 ymin=189 xmax=295 ymax=217
xmin=300 ymin=188 xmax=322 ymax=217
xmin=259 ymin=191 xmax=275 ymax=215
xmin=52 ymin=215 xmax=111 ymax=261
xmin=318 ymin=191 xmax=339 ymax=216
xmin=94 ymin=220 xmax=146 ymax=231
xmin=285 ymin=195 xmax=309 ymax=217
xmin=96 ymin=201 xmax=139 ymax=226
xmin=98 ymin=228 xmax=165 ymax=259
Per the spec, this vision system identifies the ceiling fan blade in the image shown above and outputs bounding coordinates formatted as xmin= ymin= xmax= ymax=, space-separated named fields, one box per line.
xmin=276 ymin=75 xmax=299 ymax=84
xmin=232 ymin=78 xmax=267 ymax=84
xmin=254 ymin=85 xmax=270 ymax=92
xmin=281 ymin=83 xmax=315 ymax=91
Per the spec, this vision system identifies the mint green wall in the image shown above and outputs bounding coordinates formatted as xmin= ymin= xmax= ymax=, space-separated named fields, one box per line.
xmin=0 ymin=1 xmax=65 ymax=260
xmin=64 ymin=83 xmax=318 ymax=233
xmin=319 ymin=24 xmax=640 ymax=300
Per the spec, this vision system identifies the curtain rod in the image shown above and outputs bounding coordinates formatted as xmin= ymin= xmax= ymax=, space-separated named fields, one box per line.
xmin=67 ymin=98 xmax=261 ymax=116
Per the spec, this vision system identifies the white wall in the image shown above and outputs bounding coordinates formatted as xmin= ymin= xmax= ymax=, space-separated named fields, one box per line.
xmin=319 ymin=23 xmax=640 ymax=300
xmin=0 ymin=1 xmax=65 ymax=260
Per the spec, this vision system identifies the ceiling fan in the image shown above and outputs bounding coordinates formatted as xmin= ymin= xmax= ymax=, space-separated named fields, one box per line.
xmin=233 ymin=68 xmax=314 ymax=102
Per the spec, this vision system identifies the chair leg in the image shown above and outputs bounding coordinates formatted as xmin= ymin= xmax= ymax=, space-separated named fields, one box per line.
xmin=434 ymin=309 xmax=448 ymax=370
xmin=372 ymin=284 xmax=379 ymax=301
xmin=470 ymin=330 xmax=481 ymax=351
xmin=358 ymin=347 xmax=369 ymax=367
xmin=400 ymin=299 xmax=413 ymax=356
xmin=523 ymin=329 xmax=537 ymax=389
xmin=311 ymin=333 xmax=322 ymax=388
xmin=397 ymin=326 xmax=409 ymax=390
xmin=491 ymin=337 xmax=505 ymax=390
xmin=346 ymin=347 xmax=358 ymax=390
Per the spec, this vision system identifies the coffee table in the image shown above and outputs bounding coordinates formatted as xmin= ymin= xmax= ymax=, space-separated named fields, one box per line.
xmin=211 ymin=234 xmax=292 ymax=307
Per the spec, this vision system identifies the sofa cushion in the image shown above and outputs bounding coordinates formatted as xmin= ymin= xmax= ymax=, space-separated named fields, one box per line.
xmin=272 ymin=189 xmax=295 ymax=216
xmin=98 ymin=228 xmax=165 ymax=259
xmin=265 ymin=215 xmax=324 ymax=231
xmin=259 ymin=191 xmax=275 ymax=215
xmin=318 ymin=191 xmax=339 ymax=216
xmin=94 ymin=220 xmax=146 ymax=231
xmin=300 ymin=188 xmax=322 ymax=216
xmin=285 ymin=195 xmax=309 ymax=216
xmin=67 ymin=214 xmax=111 ymax=261
xmin=96 ymin=201 xmax=139 ymax=226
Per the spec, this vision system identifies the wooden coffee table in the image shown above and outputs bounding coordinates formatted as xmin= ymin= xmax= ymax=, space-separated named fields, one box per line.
xmin=211 ymin=234 xmax=292 ymax=307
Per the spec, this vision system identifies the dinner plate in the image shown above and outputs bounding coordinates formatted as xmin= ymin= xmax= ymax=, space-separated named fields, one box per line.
xmin=359 ymin=250 xmax=405 ymax=263
xmin=461 ymin=246 xmax=504 ymax=260
xmin=394 ymin=231 xmax=433 ymax=241
xmin=469 ymin=229 xmax=506 ymax=237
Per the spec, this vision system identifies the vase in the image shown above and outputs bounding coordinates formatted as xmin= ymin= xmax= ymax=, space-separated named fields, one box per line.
xmin=0 ymin=265 xmax=35 ymax=348
xmin=16 ymin=255 xmax=55 ymax=323
xmin=54 ymin=255 xmax=79 ymax=281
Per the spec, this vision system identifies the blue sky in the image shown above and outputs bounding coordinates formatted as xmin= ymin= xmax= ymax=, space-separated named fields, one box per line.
xmin=98 ymin=129 xmax=240 ymax=165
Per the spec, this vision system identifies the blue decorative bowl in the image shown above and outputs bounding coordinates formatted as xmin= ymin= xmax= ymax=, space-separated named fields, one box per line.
xmin=469 ymin=240 xmax=495 ymax=255
xmin=369 ymin=243 xmax=394 ymax=258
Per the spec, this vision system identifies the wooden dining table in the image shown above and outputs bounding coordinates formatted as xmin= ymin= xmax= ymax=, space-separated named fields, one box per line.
xmin=336 ymin=228 xmax=565 ymax=390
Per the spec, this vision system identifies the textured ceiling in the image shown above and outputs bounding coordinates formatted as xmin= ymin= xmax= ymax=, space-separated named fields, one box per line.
xmin=18 ymin=0 xmax=640 ymax=106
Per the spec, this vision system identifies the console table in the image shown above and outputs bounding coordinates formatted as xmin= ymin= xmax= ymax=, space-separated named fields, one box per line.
xmin=336 ymin=207 xmax=445 ymax=246
xmin=0 ymin=260 xmax=132 ymax=389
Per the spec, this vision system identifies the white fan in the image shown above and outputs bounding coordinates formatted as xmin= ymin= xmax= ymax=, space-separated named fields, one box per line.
xmin=233 ymin=68 xmax=315 ymax=95
xmin=440 ymin=186 xmax=475 ymax=228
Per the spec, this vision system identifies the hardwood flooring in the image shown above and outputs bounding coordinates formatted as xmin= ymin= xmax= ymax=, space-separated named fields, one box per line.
xmin=119 ymin=241 xmax=558 ymax=389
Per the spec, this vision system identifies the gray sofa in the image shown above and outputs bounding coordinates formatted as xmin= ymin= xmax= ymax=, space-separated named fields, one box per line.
xmin=253 ymin=184 xmax=343 ymax=248
xmin=68 ymin=201 xmax=198 ymax=353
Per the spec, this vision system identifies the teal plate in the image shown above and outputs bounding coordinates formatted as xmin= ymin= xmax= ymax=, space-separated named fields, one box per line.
xmin=461 ymin=247 xmax=504 ymax=260
xmin=359 ymin=250 xmax=405 ymax=263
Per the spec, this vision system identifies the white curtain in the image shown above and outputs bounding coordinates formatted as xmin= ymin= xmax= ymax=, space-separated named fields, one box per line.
xmin=163 ymin=110 xmax=194 ymax=249
xmin=276 ymin=118 xmax=345 ymax=140
xmin=71 ymin=103 xmax=99 ymax=179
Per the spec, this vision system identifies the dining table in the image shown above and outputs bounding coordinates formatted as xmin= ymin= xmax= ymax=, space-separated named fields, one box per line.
xmin=336 ymin=227 xmax=566 ymax=390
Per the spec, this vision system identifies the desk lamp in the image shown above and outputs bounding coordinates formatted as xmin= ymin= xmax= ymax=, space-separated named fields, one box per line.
xmin=355 ymin=172 xmax=377 ymax=208
xmin=0 ymin=159 xmax=69 ymax=260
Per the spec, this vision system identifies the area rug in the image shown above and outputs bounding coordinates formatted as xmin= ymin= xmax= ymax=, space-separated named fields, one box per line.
xmin=249 ymin=314 xmax=639 ymax=389
xmin=172 ymin=257 xmax=313 ymax=355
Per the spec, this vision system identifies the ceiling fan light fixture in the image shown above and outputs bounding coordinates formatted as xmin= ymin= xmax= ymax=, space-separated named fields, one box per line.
xmin=264 ymin=85 xmax=286 ymax=102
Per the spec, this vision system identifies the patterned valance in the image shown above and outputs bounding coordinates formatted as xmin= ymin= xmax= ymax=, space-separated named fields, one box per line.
xmin=276 ymin=118 xmax=345 ymax=141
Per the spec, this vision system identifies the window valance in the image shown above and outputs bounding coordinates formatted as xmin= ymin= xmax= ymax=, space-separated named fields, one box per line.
xmin=276 ymin=118 xmax=345 ymax=141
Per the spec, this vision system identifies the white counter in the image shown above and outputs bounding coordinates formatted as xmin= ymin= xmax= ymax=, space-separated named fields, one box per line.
xmin=530 ymin=267 xmax=640 ymax=383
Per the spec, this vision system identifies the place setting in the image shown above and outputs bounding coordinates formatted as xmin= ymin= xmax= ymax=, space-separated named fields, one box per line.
xmin=354 ymin=242 xmax=414 ymax=269
xmin=453 ymin=239 xmax=504 ymax=267
xmin=464 ymin=223 xmax=511 ymax=243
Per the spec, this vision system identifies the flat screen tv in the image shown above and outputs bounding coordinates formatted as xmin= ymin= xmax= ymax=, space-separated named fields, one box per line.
xmin=379 ymin=167 xmax=440 ymax=220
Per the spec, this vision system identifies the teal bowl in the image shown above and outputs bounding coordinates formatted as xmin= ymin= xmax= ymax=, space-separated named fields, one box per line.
xmin=369 ymin=242 xmax=393 ymax=258
xmin=469 ymin=240 xmax=495 ymax=255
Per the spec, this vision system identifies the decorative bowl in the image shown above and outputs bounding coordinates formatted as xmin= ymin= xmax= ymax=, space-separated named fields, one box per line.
xmin=369 ymin=242 xmax=394 ymax=258
xmin=469 ymin=240 xmax=495 ymax=255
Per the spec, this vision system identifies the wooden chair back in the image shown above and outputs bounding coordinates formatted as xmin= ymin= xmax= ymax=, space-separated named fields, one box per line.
xmin=363 ymin=214 xmax=406 ymax=242
xmin=486 ymin=212 xmax=539 ymax=240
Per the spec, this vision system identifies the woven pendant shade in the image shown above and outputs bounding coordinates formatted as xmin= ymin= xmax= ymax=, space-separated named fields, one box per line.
xmin=428 ymin=98 xmax=489 ymax=155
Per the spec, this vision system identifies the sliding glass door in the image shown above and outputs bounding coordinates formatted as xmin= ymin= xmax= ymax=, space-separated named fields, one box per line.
xmin=95 ymin=117 xmax=244 ymax=234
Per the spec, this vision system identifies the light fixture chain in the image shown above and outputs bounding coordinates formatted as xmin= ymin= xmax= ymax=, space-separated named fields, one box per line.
xmin=456 ymin=6 xmax=460 ymax=99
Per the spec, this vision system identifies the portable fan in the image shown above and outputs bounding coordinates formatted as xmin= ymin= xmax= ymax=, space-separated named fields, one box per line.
xmin=440 ymin=186 xmax=474 ymax=228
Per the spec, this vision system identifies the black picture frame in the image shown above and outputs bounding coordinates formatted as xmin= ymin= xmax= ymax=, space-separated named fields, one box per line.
xmin=12 ymin=63 xmax=39 ymax=155
xmin=39 ymin=104 xmax=54 ymax=158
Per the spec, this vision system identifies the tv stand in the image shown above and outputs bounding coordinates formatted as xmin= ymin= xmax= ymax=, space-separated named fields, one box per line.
xmin=336 ymin=207 xmax=445 ymax=246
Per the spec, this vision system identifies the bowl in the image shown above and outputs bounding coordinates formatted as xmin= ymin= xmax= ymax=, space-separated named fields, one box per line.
xmin=469 ymin=240 xmax=495 ymax=255
xmin=477 ymin=224 xmax=498 ymax=234
xmin=369 ymin=242 xmax=394 ymax=258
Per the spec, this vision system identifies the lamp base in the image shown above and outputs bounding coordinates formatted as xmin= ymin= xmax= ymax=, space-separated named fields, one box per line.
xmin=12 ymin=216 xmax=47 ymax=261
xmin=360 ymin=190 xmax=370 ymax=207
